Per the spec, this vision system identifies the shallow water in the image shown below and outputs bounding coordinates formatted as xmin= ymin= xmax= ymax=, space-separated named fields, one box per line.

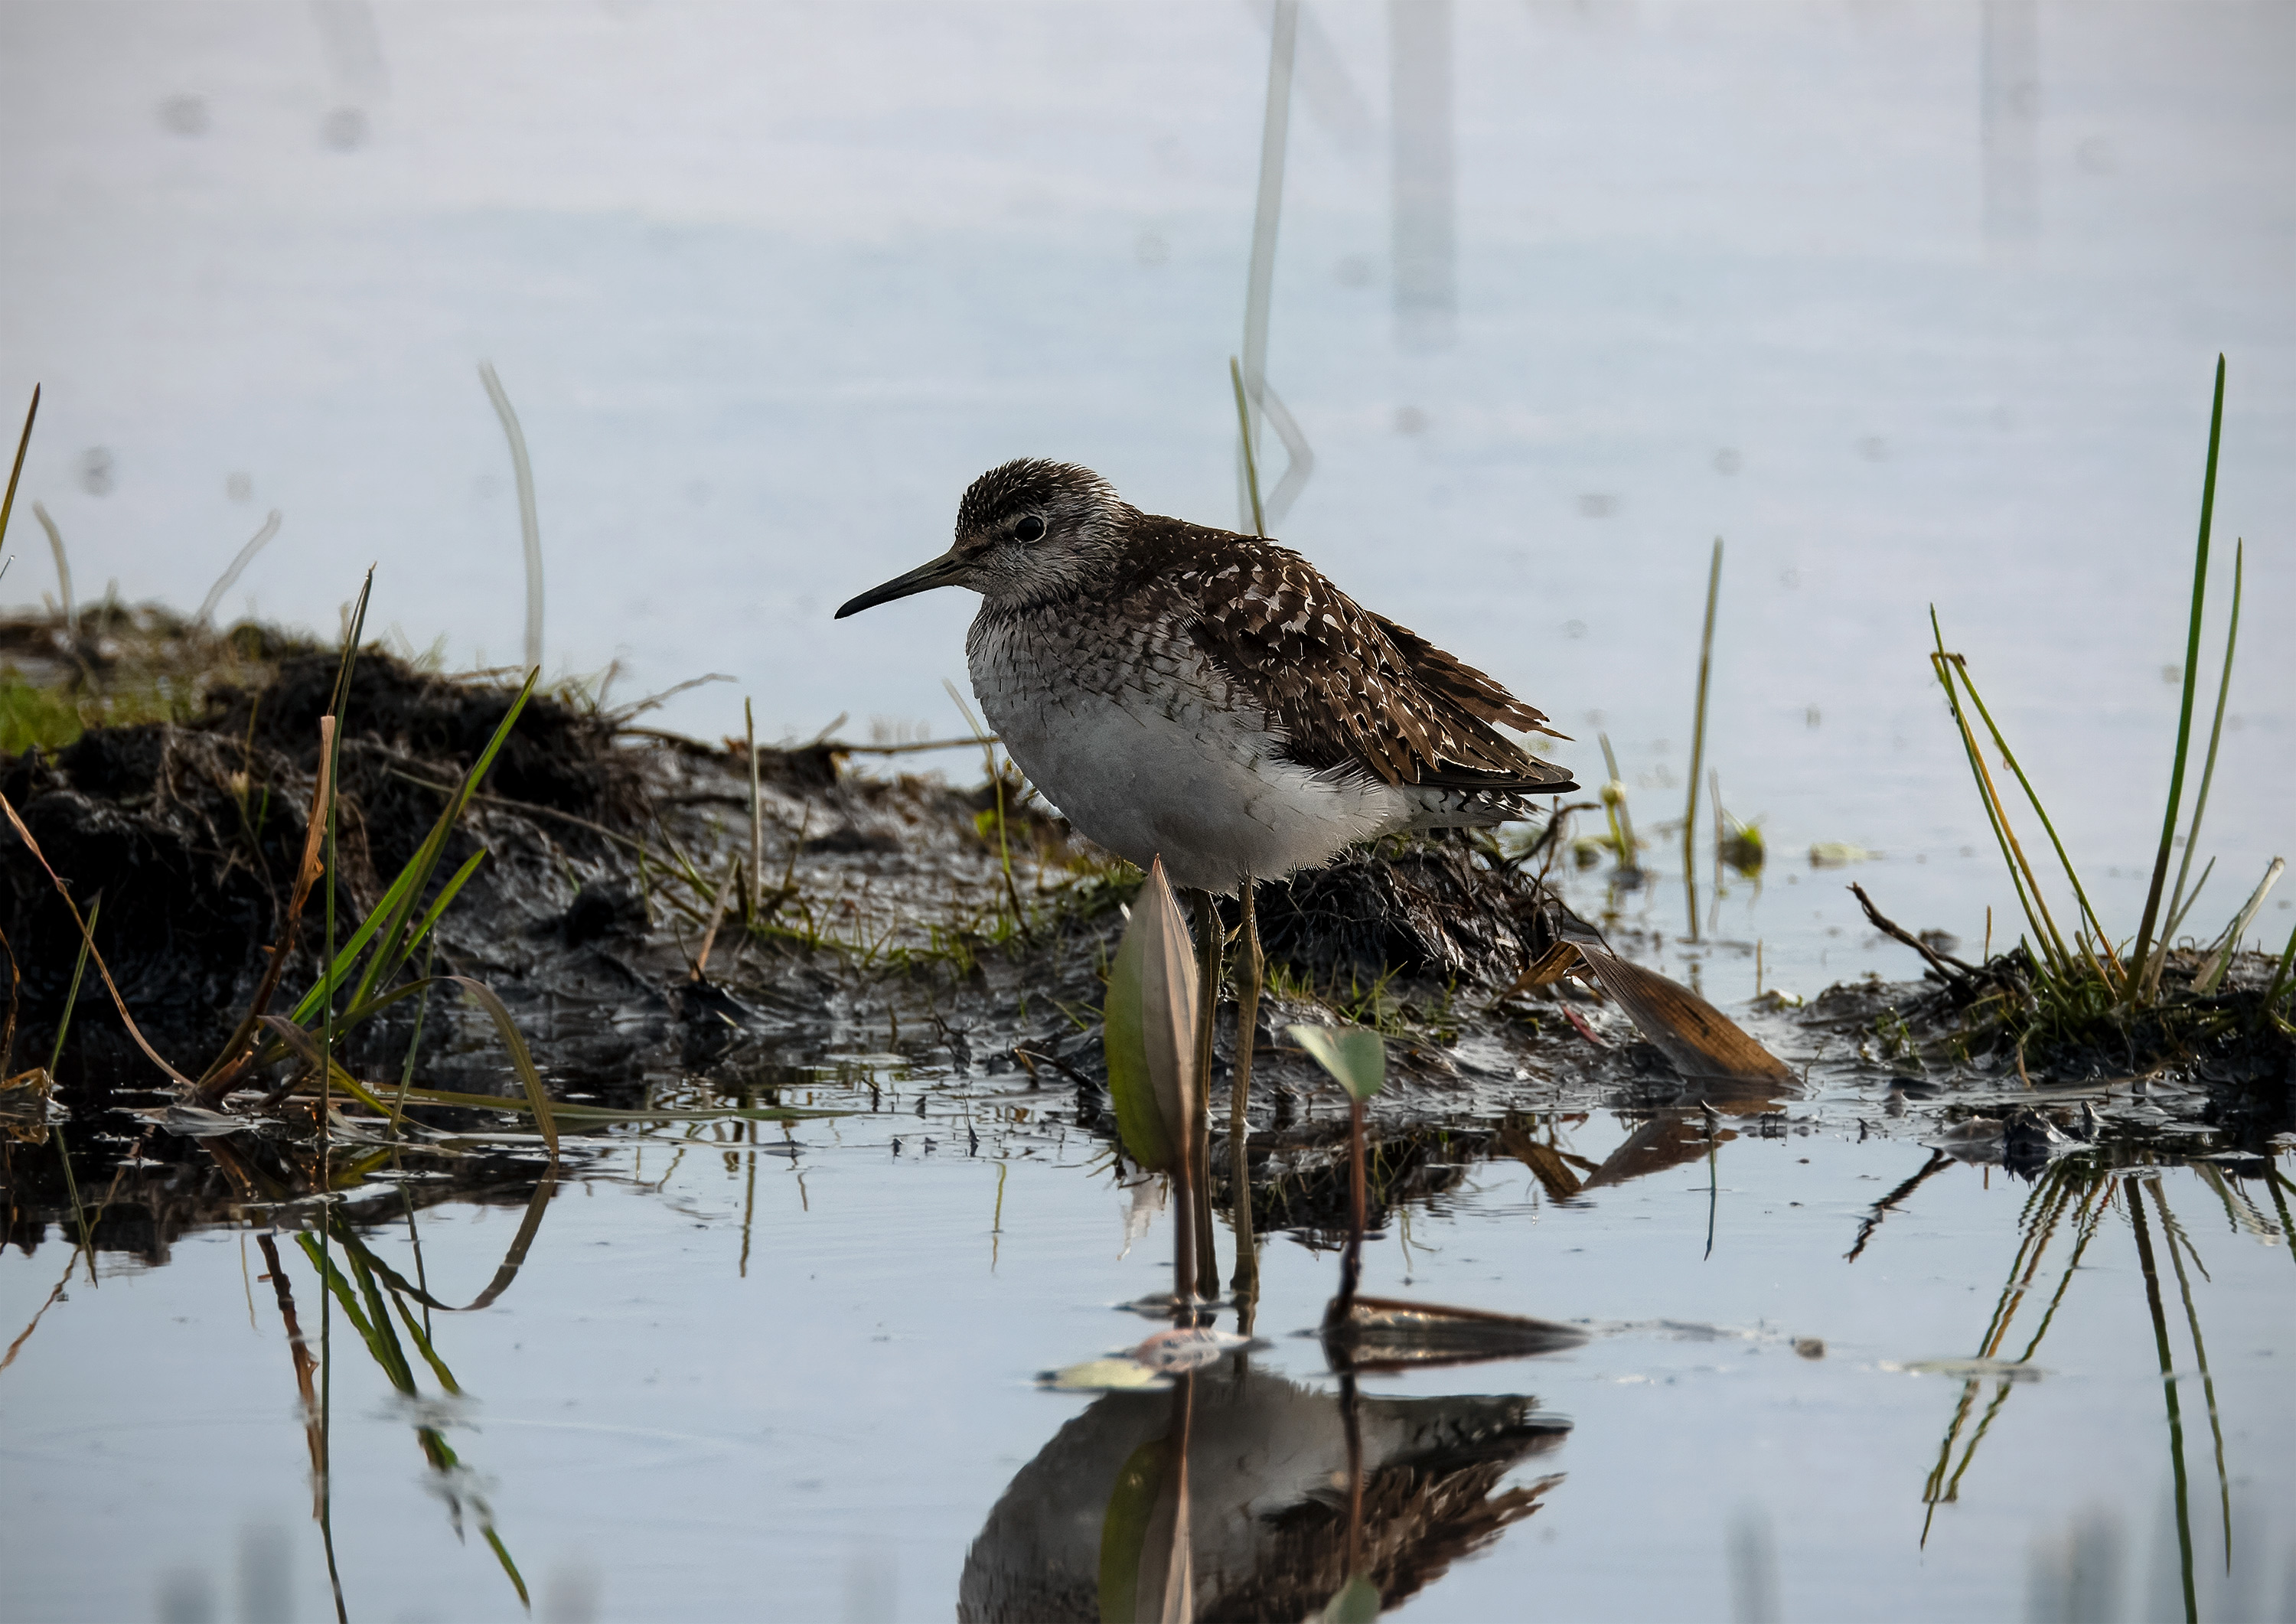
xmin=5 ymin=1041 xmax=2291 ymax=1622
xmin=4 ymin=5 xmax=2294 ymax=1619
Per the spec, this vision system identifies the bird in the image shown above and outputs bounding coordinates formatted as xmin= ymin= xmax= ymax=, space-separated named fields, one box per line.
xmin=833 ymin=458 xmax=1578 ymax=895
xmin=838 ymin=457 xmax=1577 ymax=1302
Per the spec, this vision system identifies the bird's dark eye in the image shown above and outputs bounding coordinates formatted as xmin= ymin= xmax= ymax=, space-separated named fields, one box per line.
xmin=1013 ymin=515 xmax=1046 ymax=543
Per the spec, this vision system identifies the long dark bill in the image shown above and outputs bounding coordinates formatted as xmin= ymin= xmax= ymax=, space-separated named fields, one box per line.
xmin=833 ymin=549 xmax=970 ymax=618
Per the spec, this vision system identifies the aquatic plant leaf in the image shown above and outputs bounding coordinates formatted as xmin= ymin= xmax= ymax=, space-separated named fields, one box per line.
xmin=1287 ymin=1024 xmax=1385 ymax=1101
xmin=445 ymin=977 xmax=557 ymax=1164
xmin=1321 ymin=1575 xmax=1383 ymax=1623
xmin=1103 ymin=858 xmax=1199 ymax=1174
xmin=1570 ymin=944 xmax=1794 ymax=1084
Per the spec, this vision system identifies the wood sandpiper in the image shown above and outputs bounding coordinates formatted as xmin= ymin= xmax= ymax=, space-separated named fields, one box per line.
xmin=837 ymin=458 xmax=1578 ymax=1297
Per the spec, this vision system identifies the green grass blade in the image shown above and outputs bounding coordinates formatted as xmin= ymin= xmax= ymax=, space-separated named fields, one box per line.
xmin=341 ymin=672 xmax=538 ymax=1014
xmin=400 ymin=850 xmax=487 ymax=960
xmin=285 ymin=863 xmax=423 ymax=1026
xmin=0 ymin=385 xmax=37 ymax=553
xmin=2162 ymin=540 xmax=2242 ymax=948
xmin=480 ymin=1528 xmax=531 ymax=1610
xmin=2264 ymin=919 xmax=2296 ymax=1019
xmin=285 ymin=670 xmax=536 ymax=1033
xmin=295 ymin=1232 xmax=395 ymax=1377
xmin=1928 ymin=622 xmax=2069 ymax=977
xmin=443 ymin=976 xmax=556 ymax=1163
xmin=1943 ymin=650 xmax=2118 ymax=982
xmin=387 ymin=1293 xmax=465 ymax=1395
xmin=2128 ymin=355 xmax=2226 ymax=1003
xmin=344 ymin=1240 xmax=418 ymax=1392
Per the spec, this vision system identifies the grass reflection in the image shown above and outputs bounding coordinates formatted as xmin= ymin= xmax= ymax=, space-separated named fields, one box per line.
xmin=1912 ymin=1152 xmax=2288 ymax=1622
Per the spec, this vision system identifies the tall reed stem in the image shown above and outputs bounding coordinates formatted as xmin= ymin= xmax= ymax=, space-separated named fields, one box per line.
xmin=1683 ymin=539 xmax=1722 ymax=941
xmin=2161 ymin=541 xmax=2243 ymax=959
xmin=2128 ymin=356 xmax=2226 ymax=1003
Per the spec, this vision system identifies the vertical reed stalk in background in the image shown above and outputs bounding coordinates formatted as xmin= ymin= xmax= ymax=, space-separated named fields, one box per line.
xmin=478 ymin=361 xmax=544 ymax=673
xmin=1597 ymin=734 xmax=1639 ymax=874
xmin=2128 ymin=356 xmax=2226 ymax=1004
xmin=31 ymin=502 xmax=73 ymax=633
xmin=1229 ymin=359 xmax=1265 ymax=540
xmin=745 ymin=699 xmax=764 ymax=924
xmin=196 ymin=510 xmax=284 ymax=630
xmin=1683 ymin=538 xmax=1722 ymax=941
xmin=2161 ymin=541 xmax=2243 ymax=955
xmin=1236 ymin=2 xmax=1314 ymax=527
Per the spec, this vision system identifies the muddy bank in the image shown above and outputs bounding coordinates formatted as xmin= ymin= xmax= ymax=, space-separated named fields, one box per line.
xmin=3 ymin=635 xmax=2289 ymax=1246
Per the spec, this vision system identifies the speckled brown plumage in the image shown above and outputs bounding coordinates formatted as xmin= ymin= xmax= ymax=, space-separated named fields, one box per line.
xmin=1118 ymin=515 xmax=1573 ymax=793
xmin=838 ymin=458 xmax=1577 ymax=892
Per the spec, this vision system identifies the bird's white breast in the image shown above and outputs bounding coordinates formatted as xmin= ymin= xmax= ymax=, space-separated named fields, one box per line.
xmin=966 ymin=608 xmax=1411 ymax=895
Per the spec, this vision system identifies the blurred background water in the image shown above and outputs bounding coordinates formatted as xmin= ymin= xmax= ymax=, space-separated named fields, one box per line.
xmin=2 ymin=0 xmax=2291 ymax=983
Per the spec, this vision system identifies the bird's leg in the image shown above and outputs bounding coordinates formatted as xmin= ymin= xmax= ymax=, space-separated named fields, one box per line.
xmin=1189 ymin=888 xmax=1222 ymax=1301
xmin=1228 ymin=870 xmax=1262 ymax=1317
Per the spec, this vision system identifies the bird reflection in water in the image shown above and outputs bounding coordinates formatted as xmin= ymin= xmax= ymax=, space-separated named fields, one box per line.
xmin=959 ymin=1361 xmax=1570 ymax=1622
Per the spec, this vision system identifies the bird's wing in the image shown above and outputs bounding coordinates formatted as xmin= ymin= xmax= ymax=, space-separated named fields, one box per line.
xmin=1173 ymin=538 xmax=1575 ymax=791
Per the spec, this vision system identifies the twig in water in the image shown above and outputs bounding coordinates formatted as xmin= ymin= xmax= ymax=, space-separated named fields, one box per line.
xmin=1851 ymin=882 xmax=1979 ymax=987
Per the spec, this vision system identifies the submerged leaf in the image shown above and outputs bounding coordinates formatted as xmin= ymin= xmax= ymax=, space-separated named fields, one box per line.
xmin=1104 ymin=857 xmax=1199 ymax=1174
xmin=1287 ymin=1024 xmax=1386 ymax=1101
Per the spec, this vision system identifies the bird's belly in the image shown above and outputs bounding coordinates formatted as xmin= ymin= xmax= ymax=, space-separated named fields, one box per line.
xmin=969 ymin=635 xmax=1405 ymax=895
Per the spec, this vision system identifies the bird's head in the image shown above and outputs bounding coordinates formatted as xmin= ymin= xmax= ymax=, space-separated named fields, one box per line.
xmin=834 ymin=458 xmax=1131 ymax=619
